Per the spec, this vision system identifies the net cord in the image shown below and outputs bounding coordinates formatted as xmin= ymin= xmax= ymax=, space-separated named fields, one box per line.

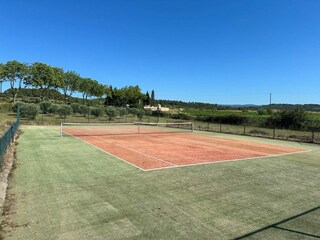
xmin=60 ymin=122 xmax=193 ymax=137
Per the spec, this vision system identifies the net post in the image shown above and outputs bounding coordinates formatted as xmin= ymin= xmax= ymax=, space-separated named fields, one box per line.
xmin=60 ymin=123 xmax=63 ymax=137
xmin=192 ymin=122 xmax=194 ymax=132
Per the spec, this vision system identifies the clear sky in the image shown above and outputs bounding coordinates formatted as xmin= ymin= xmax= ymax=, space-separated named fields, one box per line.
xmin=1 ymin=0 xmax=320 ymax=105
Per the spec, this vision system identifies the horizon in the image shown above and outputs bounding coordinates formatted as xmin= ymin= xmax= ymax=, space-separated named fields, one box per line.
xmin=1 ymin=0 xmax=320 ymax=105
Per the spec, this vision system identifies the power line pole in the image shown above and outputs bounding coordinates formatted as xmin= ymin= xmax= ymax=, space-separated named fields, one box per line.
xmin=269 ymin=93 xmax=272 ymax=105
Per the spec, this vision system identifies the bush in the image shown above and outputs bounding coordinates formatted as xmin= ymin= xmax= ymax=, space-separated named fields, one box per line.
xmin=257 ymin=109 xmax=267 ymax=115
xmin=39 ymin=101 xmax=52 ymax=114
xmin=145 ymin=109 xmax=152 ymax=116
xmin=79 ymin=105 xmax=89 ymax=116
xmin=105 ymin=106 xmax=119 ymax=121
xmin=128 ymin=108 xmax=139 ymax=115
xmin=57 ymin=105 xmax=73 ymax=118
xmin=91 ymin=107 xmax=105 ymax=118
xmin=70 ymin=103 xmax=81 ymax=114
xmin=20 ymin=103 xmax=39 ymax=119
xmin=196 ymin=114 xmax=248 ymax=125
xmin=117 ymin=107 xmax=128 ymax=118
xmin=12 ymin=102 xmax=25 ymax=113
xmin=136 ymin=109 xmax=145 ymax=120
xmin=171 ymin=112 xmax=193 ymax=120
xmin=267 ymin=108 xmax=273 ymax=115
xmin=303 ymin=120 xmax=320 ymax=132
xmin=265 ymin=108 xmax=308 ymax=130
xmin=48 ymin=104 xmax=59 ymax=114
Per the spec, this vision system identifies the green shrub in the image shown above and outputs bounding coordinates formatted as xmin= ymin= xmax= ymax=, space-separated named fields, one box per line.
xmin=79 ymin=105 xmax=89 ymax=116
xmin=57 ymin=105 xmax=73 ymax=118
xmin=128 ymin=108 xmax=139 ymax=115
xmin=257 ymin=109 xmax=267 ymax=115
xmin=12 ymin=102 xmax=25 ymax=113
xmin=105 ymin=106 xmax=119 ymax=121
xmin=91 ymin=107 xmax=105 ymax=118
xmin=196 ymin=114 xmax=248 ymax=125
xmin=171 ymin=112 xmax=193 ymax=120
xmin=136 ymin=109 xmax=145 ymax=120
xmin=70 ymin=103 xmax=81 ymax=114
xmin=39 ymin=101 xmax=52 ymax=114
xmin=265 ymin=108 xmax=308 ymax=130
xmin=145 ymin=109 xmax=152 ymax=116
xmin=20 ymin=103 xmax=39 ymax=119
xmin=48 ymin=104 xmax=59 ymax=114
xmin=117 ymin=107 xmax=128 ymax=118
xmin=267 ymin=108 xmax=273 ymax=115
xmin=0 ymin=103 xmax=13 ymax=112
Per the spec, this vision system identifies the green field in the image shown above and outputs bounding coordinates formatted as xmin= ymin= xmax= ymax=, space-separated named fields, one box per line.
xmin=1 ymin=125 xmax=320 ymax=239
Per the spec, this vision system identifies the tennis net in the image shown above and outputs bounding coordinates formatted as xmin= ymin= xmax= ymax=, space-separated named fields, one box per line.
xmin=60 ymin=122 xmax=194 ymax=137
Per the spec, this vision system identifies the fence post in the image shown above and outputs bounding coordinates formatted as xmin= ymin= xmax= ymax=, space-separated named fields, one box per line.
xmin=60 ymin=123 xmax=63 ymax=137
xmin=311 ymin=131 xmax=315 ymax=143
xmin=273 ymin=128 xmax=276 ymax=139
xmin=207 ymin=122 xmax=209 ymax=131
xmin=243 ymin=125 xmax=246 ymax=135
xmin=10 ymin=125 xmax=13 ymax=143
xmin=220 ymin=123 xmax=222 ymax=133
xmin=87 ymin=106 xmax=90 ymax=123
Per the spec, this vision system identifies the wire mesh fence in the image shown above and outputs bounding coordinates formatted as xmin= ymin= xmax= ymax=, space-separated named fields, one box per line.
xmin=59 ymin=116 xmax=320 ymax=144
xmin=193 ymin=121 xmax=320 ymax=144
xmin=0 ymin=117 xmax=19 ymax=167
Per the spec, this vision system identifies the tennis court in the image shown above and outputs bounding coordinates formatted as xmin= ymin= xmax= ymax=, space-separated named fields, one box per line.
xmin=62 ymin=122 xmax=305 ymax=171
xmin=3 ymin=125 xmax=320 ymax=240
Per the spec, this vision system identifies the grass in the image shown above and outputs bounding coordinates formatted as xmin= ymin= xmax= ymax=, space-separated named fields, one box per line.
xmin=1 ymin=126 xmax=320 ymax=239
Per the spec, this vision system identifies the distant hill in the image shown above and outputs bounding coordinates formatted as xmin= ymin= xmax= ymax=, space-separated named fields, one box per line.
xmin=1 ymin=89 xmax=320 ymax=112
xmin=265 ymin=104 xmax=320 ymax=112
xmin=157 ymin=99 xmax=320 ymax=112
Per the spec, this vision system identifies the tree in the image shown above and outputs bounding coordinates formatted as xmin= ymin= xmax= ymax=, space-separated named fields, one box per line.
xmin=2 ymin=60 xmax=29 ymax=103
xmin=105 ymin=106 xmax=119 ymax=121
xmin=91 ymin=107 xmax=105 ymax=118
xmin=48 ymin=104 xmax=59 ymax=114
xmin=57 ymin=105 xmax=73 ymax=118
xmin=104 ymin=85 xmax=113 ymax=106
xmin=20 ymin=103 xmax=39 ymax=119
xmin=62 ymin=71 xmax=80 ymax=104
xmin=79 ymin=105 xmax=89 ymax=116
xmin=145 ymin=91 xmax=151 ymax=105
xmin=26 ymin=62 xmax=63 ymax=101
xmin=78 ymin=77 xmax=94 ymax=105
xmin=104 ymin=85 xmax=145 ymax=107
xmin=151 ymin=89 xmax=155 ymax=106
xmin=89 ymin=81 xmax=104 ymax=100
xmin=117 ymin=107 xmax=127 ymax=118
xmin=70 ymin=103 xmax=81 ymax=115
xmin=39 ymin=101 xmax=52 ymax=114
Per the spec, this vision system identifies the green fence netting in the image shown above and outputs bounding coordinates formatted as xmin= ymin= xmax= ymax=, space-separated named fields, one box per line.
xmin=0 ymin=117 xmax=19 ymax=167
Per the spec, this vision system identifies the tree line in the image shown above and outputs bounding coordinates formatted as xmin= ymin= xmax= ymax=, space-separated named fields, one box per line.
xmin=0 ymin=60 xmax=155 ymax=107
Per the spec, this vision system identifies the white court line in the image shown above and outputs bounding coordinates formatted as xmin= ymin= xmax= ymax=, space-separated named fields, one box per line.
xmin=62 ymin=129 xmax=147 ymax=171
xmin=144 ymin=150 xmax=312 ymax=172
xmin=113 ymin=142 xmax=176 ymax=167
xmin=62 ymin=128 xmax=177 ymax=169
xmin=61 ymin=128 xmax=312 ymax=172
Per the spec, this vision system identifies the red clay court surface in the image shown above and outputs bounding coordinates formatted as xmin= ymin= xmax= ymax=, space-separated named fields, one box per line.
xmin=63 ymin=127 xmax=305 ymax=171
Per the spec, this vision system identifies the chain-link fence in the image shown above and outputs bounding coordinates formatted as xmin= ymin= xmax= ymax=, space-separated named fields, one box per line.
xmin=193 ymin=120 xmax=320 ymax=143
xmin=0 ymin=116 xmax=19 ymax=167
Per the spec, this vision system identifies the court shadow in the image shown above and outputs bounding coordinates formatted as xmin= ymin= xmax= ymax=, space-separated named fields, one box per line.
xmin=233 ymin=205 xmax=320 ymax=239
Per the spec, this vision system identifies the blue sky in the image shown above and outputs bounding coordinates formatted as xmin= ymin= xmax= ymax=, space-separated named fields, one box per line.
xmin=1 ymin=0 xmax=320 ymax=104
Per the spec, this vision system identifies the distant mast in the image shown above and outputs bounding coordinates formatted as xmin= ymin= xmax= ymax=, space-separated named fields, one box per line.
xmin=269 ymin=93 xmax=272 ymax=105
